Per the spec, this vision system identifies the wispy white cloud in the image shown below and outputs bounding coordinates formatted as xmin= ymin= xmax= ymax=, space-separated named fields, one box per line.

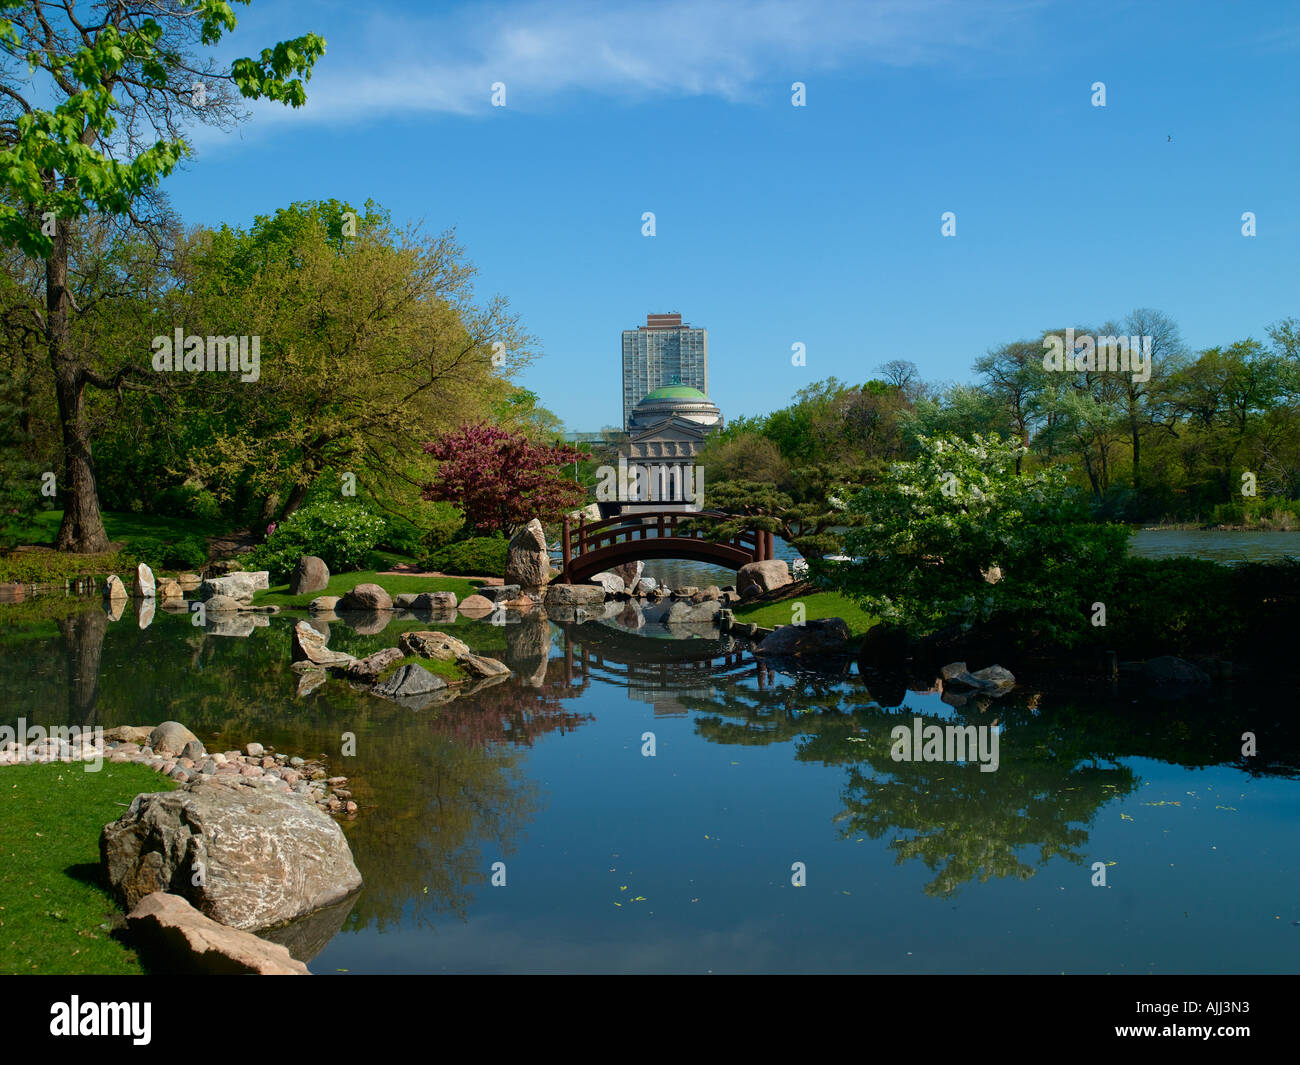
xmin=218 ymin=0 xmax=1042 ymax=133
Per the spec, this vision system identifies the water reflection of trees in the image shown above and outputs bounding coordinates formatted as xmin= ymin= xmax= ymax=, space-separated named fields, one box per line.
xmin=669 ymin=655 xmax=1300 ymax=898
xmin=0 ymin=603 xmax=592 ymax=930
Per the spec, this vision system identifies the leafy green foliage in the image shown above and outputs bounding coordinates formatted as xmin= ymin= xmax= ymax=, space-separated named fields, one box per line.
xmin=830 ymin=433 xmax=1132 ymax=644
xmin=243 ymin=499 xmax=387 ymax=580
xmin=420 ymin=536 xmax=508 ymax=577
xmin=125 ymin=535 xmax=208 ymax=571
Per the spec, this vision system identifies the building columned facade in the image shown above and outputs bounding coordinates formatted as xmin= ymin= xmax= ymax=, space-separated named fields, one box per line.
xmin=618 ymin=383 xmax=723 ymax=513
xmin=621 ymin=312 xmax=708 ymax=430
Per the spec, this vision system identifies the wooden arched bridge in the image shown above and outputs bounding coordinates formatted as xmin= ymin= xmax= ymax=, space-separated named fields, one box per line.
xmin=556 ymin=509 xmax=776 ymax=584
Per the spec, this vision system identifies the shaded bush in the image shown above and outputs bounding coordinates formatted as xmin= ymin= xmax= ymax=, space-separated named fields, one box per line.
xmin=419 ymin=535 xmax=507 ymax=577
xmin=243 ymin=500 xmax=387 ymax=581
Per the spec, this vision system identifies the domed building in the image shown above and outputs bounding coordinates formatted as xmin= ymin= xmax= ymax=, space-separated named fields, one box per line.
xmin=618 ymin=382 xmax=723 ymax=513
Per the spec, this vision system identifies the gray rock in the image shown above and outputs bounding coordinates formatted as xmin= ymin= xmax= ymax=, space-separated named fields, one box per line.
xmin=101 ymin=783 xmax=363 ymax=931
xmin=148 ymin=721 xmax=199 ymax=756
xmin=736 ymin=560 xmax=792 ymax=593
xmin=969 ymin=665 xmax=1016 ymax=693
xmin=156 ymin=577 xmax=183 ymax=601
xmin=591 ymin=571 xmax=625 ymax=595
xmin=104 ymin=574 xmax=128 ymax=603
xmin=290 ymin=556 xmax=330 ymax=596
xmin=180 ymin=739 xmax=207 ymax=761
xmin=245 ymin=742 xmax=264 ymax=757
xmin=345 ymin=647 xmax=405 ymax=683
xmin=127 ymin=892 xmax=311 ymax=975
xmin=202 ymin=594 xmax=245 ymax=615
xmin=372 ymin=663 xmax=447 ymax=700
xmin=308 ymin=596 xmax=341 ymax=614
xmin=410 ymin=591 xmax=457 ymax=612
xmin=755 ymin=617 xmax=852 ymax=657
xmin=393 ymin=593 xmax=420 ymax=608
xmin=338 ymin=583 xmax=393 ymax=612
xmin=472 ymin=585 xmax=521 ymax=604
xmin=399 ymin=630 xmax=470 ymax=661
xmin=505 ymin=518 xmax=549 ymax=587
xmin=133 ymin=563 xmax=156 ymax=599
xmin=200 ymin=572 xmax=260 ymax=604
xmin=544 ymin=583 xmax=607 ymax=608
xmin=290 ymin=620 xmax=356 ymax=667
xmin=1142 ymin=655 xmax=1211 ymax=697
xmin=459 ymin=653 xmax=511 ymax=679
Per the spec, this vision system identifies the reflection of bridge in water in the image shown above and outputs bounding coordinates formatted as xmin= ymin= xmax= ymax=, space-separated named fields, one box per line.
xmin=554 ymin=621 xmax=781 ymax=715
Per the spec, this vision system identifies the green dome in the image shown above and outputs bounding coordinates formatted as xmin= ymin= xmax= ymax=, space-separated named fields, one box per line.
xmin=641 ymin=384 xmax=708 ymax=402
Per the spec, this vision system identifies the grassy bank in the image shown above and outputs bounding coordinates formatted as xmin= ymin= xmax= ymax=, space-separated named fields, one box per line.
xmin=733 ymin=590 xmax=877 ymax=636
xmin=255 ymin=570 xmax=480 ymax=608
xmin=0 ymin=761 xmax=177 ymax=975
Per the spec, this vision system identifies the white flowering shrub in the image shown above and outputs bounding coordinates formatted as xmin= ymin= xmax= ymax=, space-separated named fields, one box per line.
xmin=244 ymin=500 xmax=387 ymax=580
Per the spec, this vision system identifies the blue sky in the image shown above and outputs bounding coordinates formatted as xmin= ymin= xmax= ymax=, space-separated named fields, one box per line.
xmin=163 ymin=0 xmax=1300 ymax=430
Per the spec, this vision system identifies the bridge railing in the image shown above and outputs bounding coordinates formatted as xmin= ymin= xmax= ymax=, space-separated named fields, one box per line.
xmin=559 ymin=509 xmax=775 ymax=579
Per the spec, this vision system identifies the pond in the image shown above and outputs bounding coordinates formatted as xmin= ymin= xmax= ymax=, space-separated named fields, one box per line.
xmin=2 ymin=595 xmax=1297 ymax=973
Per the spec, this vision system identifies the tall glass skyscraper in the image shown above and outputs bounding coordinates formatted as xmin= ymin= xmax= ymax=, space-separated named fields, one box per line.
xmin=621 ymin=313 xmax=708 ymax=429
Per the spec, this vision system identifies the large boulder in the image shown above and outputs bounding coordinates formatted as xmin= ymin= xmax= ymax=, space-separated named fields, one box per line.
xmin=506 ymin=519 xmax=549 ymax=588
xmin=104 ymin=574 xmax=128 ymax=603
xmin=544 ymin=583 xmax=607 ymax=609
xmin=338 ymin=583 xmax=393 ymax=612
xmin=609 ymin=560 xmax=644 ymax=591
xmin=201 ymin=572 xmax=260 ymax=604
xmin=289 ymin=556 xmax=330 ymax=596
xmin=290 ymin=620 xmax=356 ymax=667
xmin=473 ymin=585 xmax=520 ymax=604
xmin=665 ymin=599 xmax=723 ymax=624
xmin=147 ymin=721 xmax=199 ymax=756
xmin=372 ymin=663 xmax=447 ymax=700
xmin=399 ymin=630 xmax=470 ymax=661
xmin=203 ymin=594 xmax=244 ymax=615
xmin=101 ymin=782 xmax=363 ymax=931
xmin=410 ymin=591 xmax=457 ymax=612
xmin=1142 ymin=655 xmax=1211 ymax=698
xmin=459 ymin=653 xmax=511 ymax=679
xmin=308 ymin=595 xmax=341 ymax=614
xmin=133 ymin=563 xmax=156 ymax=599
xmin=591 ymin=571 xmax=625 ymax=595
xmin=457 ymin=594 xmax=495 ymax=617
xmin=755 ymin=617 xmax=852 ymax=657
xmin=736 ymin=560 xmax=792 ymax=594
xmin=126 ymin=892 xmax=311 ymax=975
xmin=344 ymin=647 xmax=405 ymax=683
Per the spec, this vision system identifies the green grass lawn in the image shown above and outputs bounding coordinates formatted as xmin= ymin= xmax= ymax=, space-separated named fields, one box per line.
xmin=255 ymin=570 xmax=481 ymax=608
xmin=732 ymin=590 xmax=877 ymax=636
xmin=0 ymin=761 xmax=176 ymax=975
xmin=14 ymin=509 xmax=231 ymax=548
xmin=376 ymin=654 xmax=467 ymax=684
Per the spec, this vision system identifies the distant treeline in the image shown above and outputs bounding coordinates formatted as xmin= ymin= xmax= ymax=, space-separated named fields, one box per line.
xmin=699 ymin=309 xmax=1300 ymax=525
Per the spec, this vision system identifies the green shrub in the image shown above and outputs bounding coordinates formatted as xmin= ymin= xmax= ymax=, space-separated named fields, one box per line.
xmin=834 ymin=433 xmax=1132 ymax=646
xmin=124 ymin=535 xmax=208 ymax=571
xmin=242 ymin=499 xmax=387 ymax=581
xmin=0 ymin=550 xmax=137 ymax=584
xmin=419 ymin=535 xmax=507 ymax=577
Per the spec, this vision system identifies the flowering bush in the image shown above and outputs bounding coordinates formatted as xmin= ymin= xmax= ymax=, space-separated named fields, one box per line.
xmin=827 ymin=433 xmax=1131 ymax=645
xmin=243 ymin=500 xmax=387 ymax=581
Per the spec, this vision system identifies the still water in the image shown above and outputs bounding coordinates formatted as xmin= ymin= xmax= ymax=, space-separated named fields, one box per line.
xmin=2 ymin=574 xmax=1297 ymax=973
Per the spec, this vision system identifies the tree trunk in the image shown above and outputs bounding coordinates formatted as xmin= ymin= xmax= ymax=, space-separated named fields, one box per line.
xmin=1130 ymin=417 xmax=1141 ymax=491
xmin=279 ymin=481 xmax=311 ymax=522
xmin=48 ymin=219 xmax=111 ymax=553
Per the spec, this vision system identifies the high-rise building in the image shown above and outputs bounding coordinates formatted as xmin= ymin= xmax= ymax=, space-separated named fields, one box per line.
xmin=621 ymin=312 xmax=708 ymax=429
